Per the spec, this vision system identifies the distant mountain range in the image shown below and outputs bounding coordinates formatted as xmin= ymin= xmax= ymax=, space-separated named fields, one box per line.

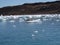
xmin=0 ymin=1 xmax=60 ymax=15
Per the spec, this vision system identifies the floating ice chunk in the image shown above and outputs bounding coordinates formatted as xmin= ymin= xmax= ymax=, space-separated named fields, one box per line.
xmin=34 ymin=30 xmax=38 ymax=33
xmin=9 ymin=20 xmax=15 ymax=22
xmin=19 ymin=18 xmax=24 ymax=22
xmin=26 ymin=19 xmax=41 ymax=23
xmin=32 ymin=34 xmax=35 ymax=37
xmin=43 ymin=18 xmax=48 ymax=21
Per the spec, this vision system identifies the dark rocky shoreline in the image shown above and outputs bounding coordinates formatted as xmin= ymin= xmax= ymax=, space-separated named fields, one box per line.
xmin=0 ymin=1 xmax=60 ymax=15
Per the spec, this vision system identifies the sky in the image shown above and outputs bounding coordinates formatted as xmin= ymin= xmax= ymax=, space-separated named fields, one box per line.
xmin=0 ymin=0 xmax=56 ymax=8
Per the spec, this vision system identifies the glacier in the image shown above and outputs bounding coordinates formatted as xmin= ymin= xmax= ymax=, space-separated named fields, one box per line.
xmin=0 ymin=14 xmax=60 ymax=23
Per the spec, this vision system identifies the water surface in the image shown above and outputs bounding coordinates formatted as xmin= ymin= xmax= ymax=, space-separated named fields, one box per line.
xmin=0 ymin=15 xmax=60 ymax=45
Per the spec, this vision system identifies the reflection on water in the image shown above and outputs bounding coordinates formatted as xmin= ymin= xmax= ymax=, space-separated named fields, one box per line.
xmin=0 ymin=15 xmax=60 ymax=45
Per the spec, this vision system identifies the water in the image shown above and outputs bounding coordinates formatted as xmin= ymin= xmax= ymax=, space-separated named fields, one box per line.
xmin=0 ymin=15 xmax=60 ymax=45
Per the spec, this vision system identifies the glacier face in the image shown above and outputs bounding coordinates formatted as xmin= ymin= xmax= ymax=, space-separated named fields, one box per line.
xmin=0 ymin=14 xmax=60 ymax=23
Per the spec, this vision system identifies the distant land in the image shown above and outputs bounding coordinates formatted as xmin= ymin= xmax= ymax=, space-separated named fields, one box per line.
xmin=0 ymin=1 xmax=60 ymax=15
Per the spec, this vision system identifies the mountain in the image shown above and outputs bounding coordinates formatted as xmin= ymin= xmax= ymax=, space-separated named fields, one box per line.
xmin=0 ymin=1 xmax=60 ymax=15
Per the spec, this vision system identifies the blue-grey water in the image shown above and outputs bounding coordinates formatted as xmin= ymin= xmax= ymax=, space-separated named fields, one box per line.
xmin=0 ymin=15 xmax=60 ymax=45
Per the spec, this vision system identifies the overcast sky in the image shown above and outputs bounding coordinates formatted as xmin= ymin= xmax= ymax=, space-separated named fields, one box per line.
xmin=0 ymin=0 xmax=56 ymax=8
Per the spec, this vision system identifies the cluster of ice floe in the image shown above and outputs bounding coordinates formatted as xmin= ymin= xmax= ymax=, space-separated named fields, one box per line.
xmin=0 ymin=14 xmax=60 ymax=23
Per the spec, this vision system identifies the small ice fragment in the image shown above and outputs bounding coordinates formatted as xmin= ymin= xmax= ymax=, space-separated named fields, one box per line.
xmin=43 ymin=18 xmax=48 ymax=21
xmin=32 ymin=34 xmax=35 ymax=36
xmin=9 ymin=20 xmax=15 ymax=22
xmin=34 ymin=30 xmax=38 ymax=33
